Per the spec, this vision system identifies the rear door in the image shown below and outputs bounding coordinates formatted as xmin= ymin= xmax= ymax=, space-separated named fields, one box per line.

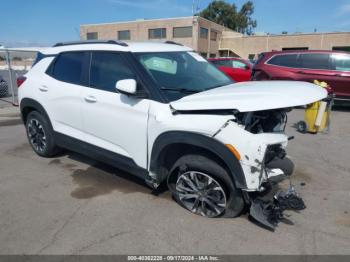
xmin=81 ymin=51 xmax=150 ymax=168
xmin=263 ymin=53 xmax=301 ymax=80
xmin=294 ymin=53 xmax=337 ymax=84
xmin=43 ymin=51 xmax=87 ymax=140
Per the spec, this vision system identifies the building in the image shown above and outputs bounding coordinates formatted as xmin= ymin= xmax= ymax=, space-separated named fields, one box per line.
xmin=219 ymin=31 xmax=350 ymax=59
xmin=81 ymin=16 xmax=350 ymax=60
xmin=80 ymin=16 xmax=231 ymax=58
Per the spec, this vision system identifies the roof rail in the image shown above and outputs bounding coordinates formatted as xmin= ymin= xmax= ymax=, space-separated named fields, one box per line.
xmin=164 ymin=41 xmax=183 ymax=46
xmin=53 ymin=40 xmax=128 ymax=47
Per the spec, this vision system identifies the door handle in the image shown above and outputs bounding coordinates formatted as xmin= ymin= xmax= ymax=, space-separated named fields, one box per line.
xmin=297 ymin=71 xmax=307 ymax=74
xmin=84 ymin=95 xmax=97 ymax=103
xmin=333 ymin=73 xmax=350 ymax=78
xmin=39 ymin=85 xmax=49 ymax=92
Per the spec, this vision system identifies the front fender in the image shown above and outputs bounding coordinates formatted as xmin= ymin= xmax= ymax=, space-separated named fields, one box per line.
xmin=215 ymin=121 xmax=289 ymax=190
xmin=150 ymin=131 xmax=247 ymax=189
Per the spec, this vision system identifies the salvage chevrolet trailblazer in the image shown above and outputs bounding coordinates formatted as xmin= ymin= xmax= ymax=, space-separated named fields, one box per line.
xmin=18 ymin=40 xmax=327 ymax=226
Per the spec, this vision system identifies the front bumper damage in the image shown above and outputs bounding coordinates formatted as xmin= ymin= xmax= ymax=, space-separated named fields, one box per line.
xmin=249 ymin=182 xmax=306 ymax=230
xmin=214 ymin=121 xmax=306 ymax=230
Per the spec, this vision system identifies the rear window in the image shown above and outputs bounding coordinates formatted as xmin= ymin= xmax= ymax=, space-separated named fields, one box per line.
xmin=255 ymin=53 xmax=265 ymax=65
xmin=32 ymin=52 xmax=45 ymax=67
xmin=299 ymin=53 xmax=330 ymax=70
xmin=267 ymin=54 xmax=300 ymax=67
xmin=50 ymin=52 xmax=85 ymax=85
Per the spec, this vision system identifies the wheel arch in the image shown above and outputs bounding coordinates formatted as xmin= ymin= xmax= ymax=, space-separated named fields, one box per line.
xmin=150 ymin=131 xmax=247 ymax=189
xmin=20 ymin=98 xmax=52 ymax=128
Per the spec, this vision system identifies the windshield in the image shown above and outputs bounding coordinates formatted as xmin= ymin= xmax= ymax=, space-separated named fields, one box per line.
xmin=135 ymin=51 xmax=233 ymax=100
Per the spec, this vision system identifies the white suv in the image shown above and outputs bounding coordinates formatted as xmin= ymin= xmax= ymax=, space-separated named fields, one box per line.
xmin=18 ymin=40 xmax=326 ymax=220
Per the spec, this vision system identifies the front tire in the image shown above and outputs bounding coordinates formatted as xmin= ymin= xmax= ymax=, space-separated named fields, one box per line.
xmin=168 ymin=155 xmax=245 ymax=218
xmin=25 ymin=111 xmax=59 ymax=157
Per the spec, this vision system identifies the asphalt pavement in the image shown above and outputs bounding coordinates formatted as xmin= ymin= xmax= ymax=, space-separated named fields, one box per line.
xmin=0 ymin=106 xmax=349 ymax=255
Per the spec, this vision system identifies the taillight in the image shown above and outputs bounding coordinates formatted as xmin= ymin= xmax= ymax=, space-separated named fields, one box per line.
xmin=16 ymin=76 xmax=27 ymax=87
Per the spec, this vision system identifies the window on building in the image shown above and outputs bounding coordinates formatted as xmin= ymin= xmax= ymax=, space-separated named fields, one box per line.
xmin=173 ymin=26 xmax=193 ymax=38
xmin=282 ymin=47 xmax=308 ymax=51
xmin=300 ymin=53 xmax=330 ymax=70
xmin=267 ymin=54 xmax=300 ymax=68
xmin=118 ymin=30 xmax=130 ymax=40
xmin=200 ymin=27 xmax=208 ymax=39
xmin=90 ymin=52 xmax=136 ymax=92
xmin=149 ymin=28 xmax=166 ymax=39
xmin=209 ymin=53 xmax=216 ymax=58
xmin=210 ymin=31 xmax=218 ymax=41
xmin=330 ymin=53 xmax=350 ymax=72
xmin=200 ymin=52 xmax=208 ymax=58
xmin=86 ymin=32 xmax=98 ymax=40
xmin=51 ymin=52 xmax=85 ymax=85
xmin=248 ymin=54 xmax=255 ymax=60
xmin=332 ymin=46 xmax=350 ymax=52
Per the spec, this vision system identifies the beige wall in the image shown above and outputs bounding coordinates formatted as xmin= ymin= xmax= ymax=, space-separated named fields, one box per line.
xmin=81 ymin=17 xmax=350 ymax=59
xmin=80 ymin=16 xmax=230 ymax=57
xmin=196 ymin=18 xmax=226 ymax=56
xmin=220 ymin=32 xmax=350 ymax=59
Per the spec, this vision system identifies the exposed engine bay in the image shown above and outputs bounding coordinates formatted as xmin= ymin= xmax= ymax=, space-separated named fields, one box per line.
xmin=234 ymin=108 xmax=291 ymax=134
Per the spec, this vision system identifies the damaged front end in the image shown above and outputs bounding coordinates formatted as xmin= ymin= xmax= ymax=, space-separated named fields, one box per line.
xmin=214 ymin=108 xmax=306 ymax=230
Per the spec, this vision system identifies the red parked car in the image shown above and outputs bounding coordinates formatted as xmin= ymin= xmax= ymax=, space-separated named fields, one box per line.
xmin=252 ymin=50 xmax=350 ymax=101
xmin=208 ymin=57 xmax=252 ymax=82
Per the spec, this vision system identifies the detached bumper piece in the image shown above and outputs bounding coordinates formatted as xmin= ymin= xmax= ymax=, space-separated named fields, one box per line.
xmin=249 ymin=186 xmax=306 ymax=231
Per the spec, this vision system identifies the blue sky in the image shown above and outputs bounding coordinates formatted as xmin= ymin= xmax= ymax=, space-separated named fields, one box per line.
xmin=1 ymin=0 xmax=350 ymax=46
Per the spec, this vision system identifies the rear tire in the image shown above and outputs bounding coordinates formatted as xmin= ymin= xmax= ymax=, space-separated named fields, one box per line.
xmin=168 ymin=154 xmax=245 ymax=218
xmin=25 ymin=111 xmax=59 ymax=157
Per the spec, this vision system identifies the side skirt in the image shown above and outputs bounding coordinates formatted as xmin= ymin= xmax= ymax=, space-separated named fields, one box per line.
xmin=54 ymin=132 xmax=149 ymax=179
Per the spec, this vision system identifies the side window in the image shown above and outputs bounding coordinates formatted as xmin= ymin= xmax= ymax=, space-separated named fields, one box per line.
xmin=267 ymin=54 xmax=299 ymax=68
xmin=300 ymin=53 xmax=330 ymax=70
xmin=232 ymin=60 xmax=247 ymax=69
xmin=90 ymin=52 xmax=136 ymax=92
xmin=211 ymin=60 xmax=232 ymax=67
xmin=51 ymin=52 xmax=85 ymax=85
xmin=331 ymin=53 xmax=350 ymax=72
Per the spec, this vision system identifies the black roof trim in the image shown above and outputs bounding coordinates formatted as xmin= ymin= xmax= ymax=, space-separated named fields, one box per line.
xmin=53 ymin=40 xmax=128 ymax=47
xmin=164 ymin=41 xmax=183 ymax=46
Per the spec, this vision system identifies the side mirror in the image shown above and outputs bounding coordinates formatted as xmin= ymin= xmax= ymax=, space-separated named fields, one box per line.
xmin=245 ymin=65 xmax=250 ymax=70
xmin=116 ymin=79 xmax=137 ymax=95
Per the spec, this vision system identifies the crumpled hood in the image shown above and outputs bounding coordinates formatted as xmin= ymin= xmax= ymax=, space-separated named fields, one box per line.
xmin=170 ymin=81 xmax=328 ymax=112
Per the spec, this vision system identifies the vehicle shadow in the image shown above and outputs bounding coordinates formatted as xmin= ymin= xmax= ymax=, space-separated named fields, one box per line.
xmin=332 ymin=103 xmax=350 ymax=112
xmin=49 ymin=151 xmax=170 ymax=200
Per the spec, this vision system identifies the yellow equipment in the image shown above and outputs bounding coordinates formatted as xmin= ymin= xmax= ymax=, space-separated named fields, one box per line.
xmin=297 ymin=80 xmax=333 ymax=134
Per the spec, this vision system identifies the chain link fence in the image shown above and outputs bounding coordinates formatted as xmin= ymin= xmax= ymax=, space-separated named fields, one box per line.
xmin=0 ymin=49 xmax=38 ymax=106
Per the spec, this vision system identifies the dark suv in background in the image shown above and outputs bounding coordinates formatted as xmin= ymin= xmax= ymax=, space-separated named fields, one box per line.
xmin=252 ymin=50 xmax=350 ymax=101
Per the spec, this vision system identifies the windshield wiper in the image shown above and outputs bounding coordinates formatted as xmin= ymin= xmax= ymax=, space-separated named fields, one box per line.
xmin=206 ymin=82 xmax=232 ymax=90
xmin=160 ymin=87 xmax=202 ymax=94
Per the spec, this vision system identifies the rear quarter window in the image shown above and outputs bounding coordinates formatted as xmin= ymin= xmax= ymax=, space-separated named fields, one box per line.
xmin=267 ymin=54 xmax=300 ymax=68
xmin=48 ymin=52 xmax=85 ymax=85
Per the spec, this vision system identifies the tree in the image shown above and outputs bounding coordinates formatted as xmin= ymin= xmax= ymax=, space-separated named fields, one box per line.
xmin=198 ymin=0 xmax=257 ymax=35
